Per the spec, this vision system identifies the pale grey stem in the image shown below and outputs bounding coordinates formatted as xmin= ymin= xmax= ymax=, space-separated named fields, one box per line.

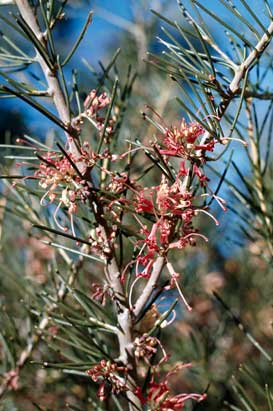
xmin=14 ymin=0 xmax=80 ymax=159
xmin=199 ymin=20 xmax=273 ymax=147
xmin=133 ymin=255 xmax=165 ymax=318
xmin=15 ymin=0 xmax=69 ymax=122
xmin=102 ymin=229 xmax=143 ymax=411
xmin=230 ymin=21 xmax=273 ymax=94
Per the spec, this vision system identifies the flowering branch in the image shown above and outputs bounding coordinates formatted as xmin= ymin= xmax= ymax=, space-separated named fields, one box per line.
xmin=11 ymin=4 xmax=144 ymax=406
xmin=1 ymin=2 xmax=273 ymax=410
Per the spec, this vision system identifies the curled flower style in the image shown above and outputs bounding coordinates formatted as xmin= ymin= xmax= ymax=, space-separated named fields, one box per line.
xmin=87 ymin=360 xmax=128 ymax=401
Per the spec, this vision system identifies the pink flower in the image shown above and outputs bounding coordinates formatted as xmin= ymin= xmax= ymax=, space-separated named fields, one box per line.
xmin=3 ymin=368 xmax=19 ymax=391
xmin=158 ymin=218 xmax=171 ymax=244
xmin=87 ymin=360 xmax=128 ymax=401
xmin=72 ymin=89 xmax=115 ymax=135
xmin=160 ymin=119 xmax=205 ymax=159
xmin=134 ymin=333 xmax=168 ymax=365
xmin=33 ymin=150 xmax=92 ymax=235
xmin=135 ymin=190 xmax=154 ymax=213
xmin=84 ymin=90 xmax=110 ymax=116
xmin=144 ymin=365 xmax=207 ymax=410
xmin=156 ymin=179 xmax=193 ymax=217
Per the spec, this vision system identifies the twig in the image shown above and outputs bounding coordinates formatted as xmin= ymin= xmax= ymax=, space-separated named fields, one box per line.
xmin=230 ymin=21 xmax=273 ymax=94
xmin=133 ymin=256 xmax=165 ymax=318
xmin=14 ymin=0 xmax=80 ymax=158
xmin=199 ymin=20 xmax=273 ymax=144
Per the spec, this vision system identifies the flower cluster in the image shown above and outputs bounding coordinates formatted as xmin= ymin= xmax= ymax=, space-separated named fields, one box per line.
xmin=24 ymin=113 xmax=219 ymax=410
xmin=160 ymin=118 xmax=216 ymax=162
xmin=86 ymin=360 xmax=128 ymax=401
xmin=88 ymin=359 xmax=207 ymax=410
xmin=15 ymin=90 xmax=119 ymax=239
xmin=29 ymin=89 xmax=121 ymax=237
xmin=134 ymin=333 xmax=167 ymax=365
xmin=33 ymin=149 xmax=91 ymax=235
xmin=132 ymin=176 xmax=215 ymax=279
xmin=73 ymin=89 xmax=115 ymax=134
xmin=139 ymin=364 xmax=207 ymax=411
xmin=130 ymin=116 xmax=226 ymax=280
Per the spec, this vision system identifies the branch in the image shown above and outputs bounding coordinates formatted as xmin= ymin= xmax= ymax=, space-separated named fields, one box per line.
xmin=15 ymin=1 xmax=68 ymax=121
xmin=132 ymin=18 xmax=273 ymax=327
xmin=11 ymin=4 xmax=142 ymax=409
xmin=230 ymin=21 xmax=273 ymax=94
xmin=14 ymin=0 xmax=80 ymax=157
xmin=217 ymin=20 xmax=273 ymax=118
xmin=200 ymin=20 xmax=273 ymax=144
xmin=96 ymin=226 xmax=143 ymax=411
xmin=133 ymin=256 xmax=165 ymax=318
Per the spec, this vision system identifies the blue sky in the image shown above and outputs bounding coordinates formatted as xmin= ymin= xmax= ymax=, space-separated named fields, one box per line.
xmin=0 ymin=0 xmax=136 ymax=135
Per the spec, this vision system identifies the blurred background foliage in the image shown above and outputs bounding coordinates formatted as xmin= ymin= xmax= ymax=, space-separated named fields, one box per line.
xmin=0 ymin=1 xmax=272 ymax=410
